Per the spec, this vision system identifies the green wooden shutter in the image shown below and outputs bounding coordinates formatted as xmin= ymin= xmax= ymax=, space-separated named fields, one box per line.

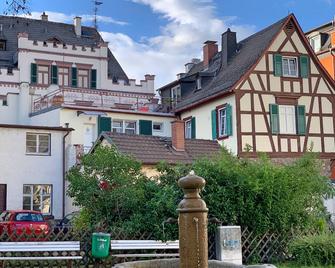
xmin=31 ymin=63 xmax=37 ymax=84
xmin=296 ymin=105 xmax=306 ymax=135
xmin=71 ymin=67 xmax=77 ymax=87
xmin=300 ymin=55 xmax=309 ymax=78
xmin=191 ymin=117 xmax=196 ymax=139
xmin=211 ymin=110 xmax=217 ymax=140
xmin=97 ymin=116 xmax=111 ymax=136
xmin=91 ymin=69 xmax=97 ymax=89
xmin=273 ymin=54 xmax=282 ymax=77
xmin=226 ymin=104 xmax=233 ymax=136
xmin=269 ymin=104 xmax=279 ymax=134
xmin=51 ymin=65 xmax=58 ymax=85
xmin=139 ymin=120 xmax=152 ymax=135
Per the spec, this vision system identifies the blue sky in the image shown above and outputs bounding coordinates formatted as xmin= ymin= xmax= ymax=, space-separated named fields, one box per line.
xmin=1 ymin=0 xmax=334 ymax=86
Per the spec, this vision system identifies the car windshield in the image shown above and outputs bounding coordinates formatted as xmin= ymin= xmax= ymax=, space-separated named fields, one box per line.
xmin=15 ymin=213 xmax=44 ymax=222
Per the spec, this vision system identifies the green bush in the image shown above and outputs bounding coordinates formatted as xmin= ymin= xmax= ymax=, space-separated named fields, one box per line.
xmin=289 ymin=233 xmax=335 ymax=266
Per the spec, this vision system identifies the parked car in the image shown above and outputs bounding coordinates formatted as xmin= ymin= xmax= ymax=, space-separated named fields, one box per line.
xmin=54 ymin=211 xmax=79 ymax=234
xmin=0 ymin=210 xmax=50 ymax=238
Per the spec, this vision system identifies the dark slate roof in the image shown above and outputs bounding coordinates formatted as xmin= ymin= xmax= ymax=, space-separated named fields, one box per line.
xmin=174 ymin=15 xmax=290 ymax=111
xmin=97 ymin=132 xmax=221 ymax=165
xmin=0 ymin=15 xmax=128 ymax=81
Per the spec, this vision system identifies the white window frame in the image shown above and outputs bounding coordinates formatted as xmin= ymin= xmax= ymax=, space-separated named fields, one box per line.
xmin=196 ymin=77 xmax=201 ymax=90
xmin=22 ymin=184 xmax=52 ymax=215
xmin=112 ymin=120 xmax=137 ymax=134
xmin=185 ymin=120 xmax=192 ymax=139
xmin=282 ymin=57 xmax=298 ymax=77
xmin=26 ymin=133 xmax=51 ymax=155
xmin=153 ymin=122 xmax=164 ymax=132
xmin=279 ymin=105 xmax=296 ymax=134
xmin=218 ymin=107 xmax=227 ymax=137
xmin=171 ymin=86 xmax=181 ymax=106
xmin=309 ymin=34 xmax=321 ymax=52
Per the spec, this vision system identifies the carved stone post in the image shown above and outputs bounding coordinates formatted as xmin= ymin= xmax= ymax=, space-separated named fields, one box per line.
xmin=177 ymin=172 xmax=208 ymax=268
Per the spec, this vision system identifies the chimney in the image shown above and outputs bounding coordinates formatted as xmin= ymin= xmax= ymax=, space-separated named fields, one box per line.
xmin=74 ymin=16 xmax=82 ymax=37
xmin=41 ymin=12 xmax=48 ymax=21
xmin=221 ymin=28 xmax=237 ymax=67
xmin=203 ymin=40 xmax=218 ymax=67
xmin=171 ymin=120 xmax=185 ymax=152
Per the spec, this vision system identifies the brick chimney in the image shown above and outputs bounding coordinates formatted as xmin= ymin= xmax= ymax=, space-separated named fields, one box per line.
xmin=171 ymin=120 xmax=185 ymax=152
xmin=221 ymin=28 xmax=237 ymax=67
xmin=203 ymin=40 xmax=218 ymax=67
xmin=41 ymin=12 xmax=48 ymax=21
xmin=74 ymin=16 xmax=82 ymax=37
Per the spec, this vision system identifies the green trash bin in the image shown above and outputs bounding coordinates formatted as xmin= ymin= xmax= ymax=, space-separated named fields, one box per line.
xmin=92 ymin=232 xmax=111 ymax=258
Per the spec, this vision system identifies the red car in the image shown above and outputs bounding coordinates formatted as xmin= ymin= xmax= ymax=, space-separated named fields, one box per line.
xmin=0 ymin=210 xmax=50 ymax=239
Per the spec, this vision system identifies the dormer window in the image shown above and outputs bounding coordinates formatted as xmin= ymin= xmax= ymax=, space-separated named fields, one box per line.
xmin=196 ymin=77 xmax=201 ymax=90
xmin=309 ymin=34 xmax=321 ymax=52
xmin=0 ymin=40 xmax=6 ymax=51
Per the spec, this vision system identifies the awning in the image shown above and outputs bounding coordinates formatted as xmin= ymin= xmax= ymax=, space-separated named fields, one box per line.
xmin=77 ymin=111 xmax=107 ymax=117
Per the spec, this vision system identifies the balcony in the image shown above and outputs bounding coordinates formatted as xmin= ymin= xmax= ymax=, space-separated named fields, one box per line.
xmin=32 ymin=87 xmax=159 ymax=113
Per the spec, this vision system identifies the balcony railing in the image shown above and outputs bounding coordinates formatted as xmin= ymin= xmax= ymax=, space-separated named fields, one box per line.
xmin=32 ymin=87 xmax=159 ymax=113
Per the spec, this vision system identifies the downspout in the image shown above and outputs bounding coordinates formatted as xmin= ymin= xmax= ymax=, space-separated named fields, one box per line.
xmin=62 ymin=130 xmax=71 ymax=218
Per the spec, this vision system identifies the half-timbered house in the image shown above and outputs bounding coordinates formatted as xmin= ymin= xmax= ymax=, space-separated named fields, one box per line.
xmin=158 ymin=14 xmax=335 ymax=176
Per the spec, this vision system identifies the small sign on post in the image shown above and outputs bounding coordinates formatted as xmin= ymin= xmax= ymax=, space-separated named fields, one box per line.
xmin=215 ymin=226 xmax=242 ymax=265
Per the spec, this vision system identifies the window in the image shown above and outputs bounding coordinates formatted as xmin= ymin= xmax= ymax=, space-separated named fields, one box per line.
xmin=2 ymin=97 xmax=7 ymax=106
xmin=153 ymin=122 xmax=163 ymax=132
xmin=309 ymin=35 xmax=321 ymax=52
xmin=26 ymin=133 xmax=51 ymax=155
xmin=0 ymin=40 xmax=6 ymax=51
xmin=37 ymin=65 xmax=50 ymax=85
xmin=58 ymin=67 xmax=69 ymax=87
xmin=282 ymin=57 xmax=298 ymax=77
xmin=279 ymin=105 xmax=296 ymax=134
xmin=171 ymin=86 xmax=181 ymax=106
xmin=218 ymin=107 xmax=227 ymax=137
xmin=112 ymin=120 xmax=137 ymax=134
xmin=125 ymin=121 xmax=136 ymax=135
xmin=196 ymin=77 xmax=201 ymax=90
xmin=185 ymin=120 xmax=192 ymax=139
xmin=78 ymin=69 xmax=89 ymax=88
xmin=112 ymin=120 xmax=123 ymax=133
xmin=23 ymin=185 xmax=52 ymax=214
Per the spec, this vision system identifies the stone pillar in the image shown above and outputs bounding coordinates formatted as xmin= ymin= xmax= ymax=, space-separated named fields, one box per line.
xmin=177 ymin=171 xmax=208 ymax=268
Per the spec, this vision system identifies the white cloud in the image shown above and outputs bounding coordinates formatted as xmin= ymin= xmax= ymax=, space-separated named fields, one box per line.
xmin=27 ymin=1 xmax=256 ymax=88
xmin=22 ymin=11 xmax=128 ymax=25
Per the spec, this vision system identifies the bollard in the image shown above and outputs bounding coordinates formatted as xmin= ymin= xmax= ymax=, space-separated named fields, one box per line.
xmin=177 ymin=171 xmax=208 ymax=268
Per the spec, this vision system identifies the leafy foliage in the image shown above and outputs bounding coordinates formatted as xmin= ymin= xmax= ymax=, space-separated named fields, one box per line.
xmin=4 ymin=0 xmax=30 ymax=15
xmin=67 ymin=146 xmax=334 ymax=239
xmin=289 ymin=233 xmax=335 ymax=266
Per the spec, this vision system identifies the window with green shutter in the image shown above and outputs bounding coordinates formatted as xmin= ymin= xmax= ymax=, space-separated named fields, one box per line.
xmin=191 ymin=117 xmax=196 ymax=139
xmin=31 ymin=63 xmax=37 ymax=84
xmin=91 ymin=69 xmax=97 ymax=89
xmin=97 ymin=116 xmax=111 ymax=136
xmin=269 ymin=104 xmax=279 ymax=134
xmin=226 ymin=104 xmax=233 ymax=136
xmin=273 ymin=54 xmax=282 ymax=77
xmin=139 ymin=120 xmax=152 ymax=135
xmin=211 ymin=110 xmax=217 ymax=140
xmin=296 ymin=105 xmax=306 ymax=135
xmin=51 ymin=65 xmax=58 ymax=85
xmin=71 ymin=67 xmax=77 ymax=87
xmin=299 ymin=55 xmax=309 ymax=78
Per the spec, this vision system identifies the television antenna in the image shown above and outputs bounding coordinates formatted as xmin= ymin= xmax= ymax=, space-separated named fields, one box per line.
xmin=93 ymin=0 xmax=103 ymax=29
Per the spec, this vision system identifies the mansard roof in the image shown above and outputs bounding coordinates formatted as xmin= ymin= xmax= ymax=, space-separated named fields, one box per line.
xmin=164 ymin=15 xmax=291 ymax=112
xmin=0 ymin=15 xmax=128 ymax=81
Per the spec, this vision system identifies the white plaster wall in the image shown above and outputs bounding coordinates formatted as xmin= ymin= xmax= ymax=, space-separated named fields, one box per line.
xmin=0 ymin=93 xmax=19 ymax=124
xmin=29 ymin=108 xmax=61 ymax=127
xmin=0 ymin=128 xmax=65 ymax=219
xmin=60 ymin=109 xmax=175 ymax=146
xmin=180 ymin=95 xmax=237 ymax=154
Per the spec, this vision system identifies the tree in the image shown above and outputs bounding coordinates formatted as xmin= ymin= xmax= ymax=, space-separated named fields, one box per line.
xmin=4 ymin=0 xmax=30 ymax=15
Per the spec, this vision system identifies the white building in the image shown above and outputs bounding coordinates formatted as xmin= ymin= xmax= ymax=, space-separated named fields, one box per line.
xmin=0 ymin=14 xmax=176 ymax=217
xmin=0 ymin=124 xmax=72 ymax=219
